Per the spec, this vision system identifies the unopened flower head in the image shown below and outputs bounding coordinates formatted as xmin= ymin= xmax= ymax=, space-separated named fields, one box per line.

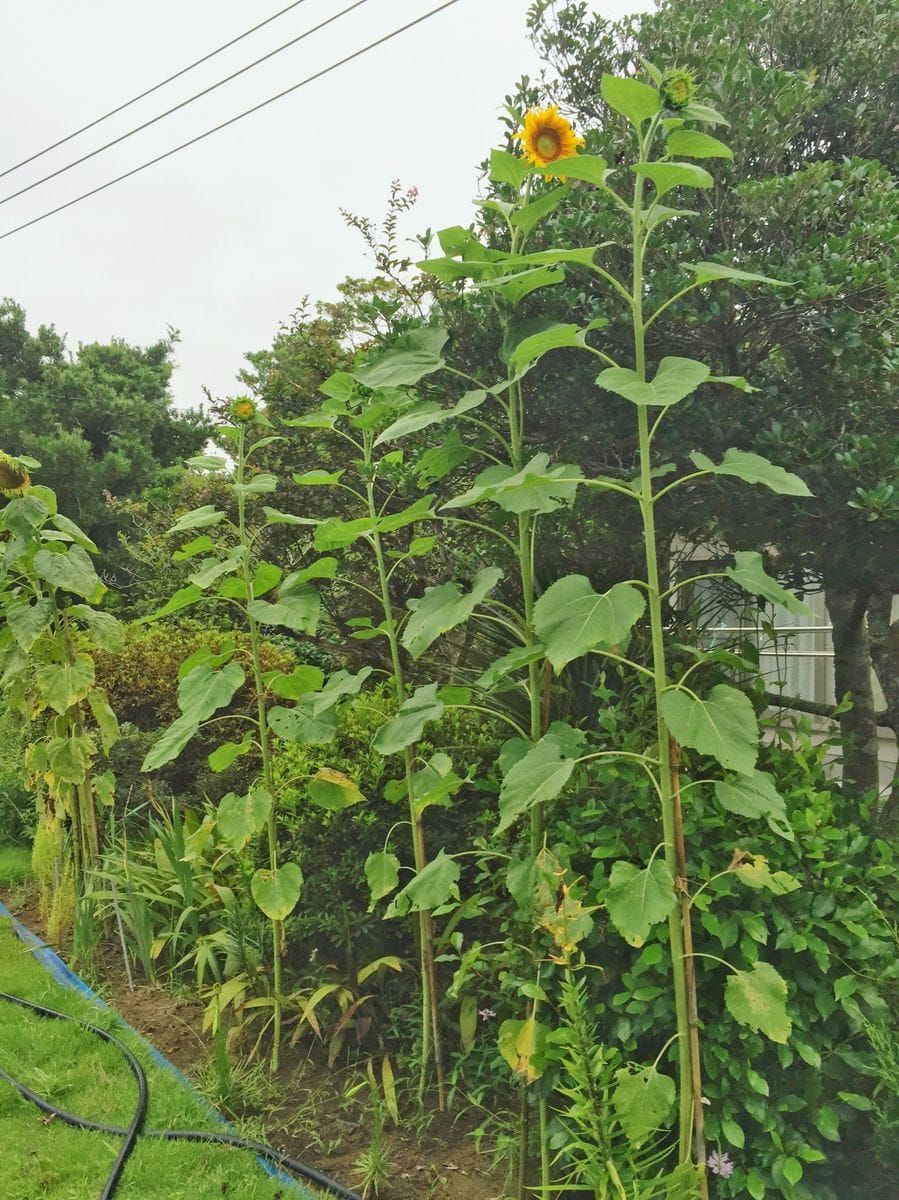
xmin=0 ymin=451 xmax=31 ymax=496
xmin=230 ymin=396 xmax=257 ymax=423
xmin=515 ymin=105 xmax=584 ymax=179
xmin=660 ymin=68 xmax=697 ymax=110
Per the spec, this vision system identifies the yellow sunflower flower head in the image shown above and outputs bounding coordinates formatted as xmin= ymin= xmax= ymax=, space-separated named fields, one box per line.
xmin=0 ymin=450 xmax=31 ymax=496
xmin=229 ymin=396 xmax=257 ymax=423
xmin=515 ymin=105 xmax=584 ymax=180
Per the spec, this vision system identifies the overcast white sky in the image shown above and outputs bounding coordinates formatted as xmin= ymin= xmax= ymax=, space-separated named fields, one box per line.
xmin=0 ymin=0 xmax=645 ymax=411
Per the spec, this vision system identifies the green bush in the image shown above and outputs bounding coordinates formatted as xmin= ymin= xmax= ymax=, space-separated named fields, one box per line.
xmin=0 ymin=712 xmax=32 ymax=845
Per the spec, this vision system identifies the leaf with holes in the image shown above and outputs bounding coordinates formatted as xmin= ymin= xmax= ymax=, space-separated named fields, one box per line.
xmin=217 ymin=788 xmax=272 ymax=850
xmin=308 ymin=768 xmax=365 ymax=811
xmin=725 ymin=962 xmax=791 ymax=1043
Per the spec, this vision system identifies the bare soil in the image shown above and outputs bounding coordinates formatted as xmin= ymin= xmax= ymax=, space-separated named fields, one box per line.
xmin=3 ymin=886 xmax=507 ymax=1200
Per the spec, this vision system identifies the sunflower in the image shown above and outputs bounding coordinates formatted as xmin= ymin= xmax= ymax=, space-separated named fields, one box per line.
xmin=230 ymin=396 xmax=257 ymax=422
xmin=0 ymin=450 xmax=31 ymax=496
xmin=515 ymin=105 xmax=584 ymax=175
xmin=659 ymin=68 xmax=697 ymax=111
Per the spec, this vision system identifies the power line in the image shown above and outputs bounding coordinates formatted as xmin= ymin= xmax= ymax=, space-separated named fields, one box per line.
xmin=0 ymin=0 xmax=313 ymax=182
xmin=0 ymin=0 xmax=373 ymax=207
xmin=0 ymin=0 xmax=463 ymax=244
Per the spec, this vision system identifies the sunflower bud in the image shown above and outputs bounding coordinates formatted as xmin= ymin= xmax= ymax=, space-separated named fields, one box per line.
xmin=0 ymin=450 xmax=31 ymax=496
xmin=660 ymin=68 xmax=697 ymax=111
xmin=230 ymin=396 xmax=257 ymax=423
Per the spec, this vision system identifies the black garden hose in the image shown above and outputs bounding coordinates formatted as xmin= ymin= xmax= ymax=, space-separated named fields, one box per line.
xmin=0 ymin=991 xmax=362 ymax=1200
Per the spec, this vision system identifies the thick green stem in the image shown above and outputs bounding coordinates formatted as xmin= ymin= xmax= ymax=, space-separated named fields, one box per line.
xmin=630 ymin=142 xmax=695 ymax=1163
xmin=366 ymin=456 xmax=445 ymax=1110
xmin=236 ymin=425 xmax=284 ymax=1071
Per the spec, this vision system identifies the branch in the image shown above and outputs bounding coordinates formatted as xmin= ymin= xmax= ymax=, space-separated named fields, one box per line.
xmin=765 ymin=691 xmax=892 ymax=729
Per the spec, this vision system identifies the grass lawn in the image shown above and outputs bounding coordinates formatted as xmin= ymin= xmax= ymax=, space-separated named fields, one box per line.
xmin=0 ymin=845 xmax=32 ymax=888
xmin=0 ymin=917 xmax=328 ymax=1199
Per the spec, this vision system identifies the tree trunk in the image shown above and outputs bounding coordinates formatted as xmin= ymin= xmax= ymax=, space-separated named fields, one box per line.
xmin=826 ymin=582 xmax=880 ymax=796
xmin=867 ymin=585 xmax=899 ymax=826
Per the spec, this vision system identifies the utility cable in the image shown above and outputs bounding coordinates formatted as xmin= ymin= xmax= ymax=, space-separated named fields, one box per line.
xmin=0 ymin=990 xmax=362 ymax=1200
xmin=0 ymin=0 xmax=312 ymax=181
xmin=0 ymin=0 xmax=374 ymax=206
xmin=0 ymin=0 xmax=462 ymax=244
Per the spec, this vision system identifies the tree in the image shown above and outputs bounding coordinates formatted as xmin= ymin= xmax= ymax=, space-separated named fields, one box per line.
xmin=0 ymin=299 xmax=212 ymax=594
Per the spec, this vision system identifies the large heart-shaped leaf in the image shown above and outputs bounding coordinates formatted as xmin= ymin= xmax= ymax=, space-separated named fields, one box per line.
xmin=385 ymin=850 xmax=460 ymax=918
xmin=445 ymin=454 xmax=581 ymax=515
xmin=308 ymin=768 xmax=365 ymax=811
xmin=35 ymin=657 xmax=95 ymax=714
xmin=248 ymin=588 xmax=320 ymax=634
xmin=403 ymin=567 xmax=502 ymax=659
xmin=6 ymin=597 xmax=55 ymax=651
xmin=33 ymin=545 xmax=105 ymax=603
xmin=251 ymin=862 xmax=303 ymax=921
xmin=612 ymin=1064 xmax=676 ymax=1145
xmin=217 ymin=788 xmax=272 ymax=850
xmin=375 ymin=390 xmax=486 ymax=446
xmin=604 ymin=859 xmax=676 ymax=948
xmin=665 ymin=129 xmax=732 ymax=159
xmin=601 ymin=73 xmax=661 ymax=126
xmin=597 ymin=356 xmax=710 ymax=408
xmin=364 ymin=851 xmax=401 ymax=908
xmin=661 ymin=683 xmax=758 ymax=775
xmin=497 ymin=723 xmax=585 ymax=833
xmin=725 ymin=962 xmax=792 ymax=1043
xmin=141 ymin=713 xmax=200 ymax=770
xmin=632 ymin=161 xmax=714 ymax=197
xmin=534 ymin=576 xmax=645 ymax=671
xmin=353 ymin=327 xmax=449 ymax=388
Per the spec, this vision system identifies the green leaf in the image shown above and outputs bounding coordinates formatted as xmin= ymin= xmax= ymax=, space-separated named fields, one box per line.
xmin=497 ymin=724 xmax=585 ymax=833
xmin=292 ymin=469 xmax=344 ymax=486
xmin=5 ymin=597 xmax=55 ymax=651
xmin=679 ymin=101 xmax=729 ymax=126
xmin=508 ymin=323 xmax=585 ymax=372
xmin=143 ymin=584 xmax=203 ymax=622
xmin=177 ymin=661 xmax=245 ymax=722
xmin=534 ymin=576 xmax=645 ymax=671
xmin=208 ymin=737 xmax=253 ymax=773
xmin=509 ymin=188 xmax=567 ymax=239
xmin=185 ymin=454 xmax=228 ymax=471
xmin=265 ymin=665 xmax=325 ymax=700
xmin=666 ymin=129 xmax=732 ymax=159
xmin=385 ymin=850 xmax=460 ymax=918
xmin=307 ymin=768 xmax=365 ymax=811
xmin=815 ymin=1106 xmax=841 ymax=1142
xmin=725 ymin=962 xmax=792 ymax=1043
xmin=188 ymin=554 xmax=243 ymax=590
xmin=782 ymin=1158 xmax=803 ymax=1185
xmin=217 ymin=787 xmax=272 ymax=850
xmin=632 ymin=161 xmax=714 ymax=197
xmin=476 ymin=644 xmax=545 ymax=690
xmin=661 ymin=683 xmax=758 ymax=774
xmin=233 ymin=472 xmax=277 ymax=496
xmin=721 ymin=1117 xmax=745 ymax=1149
xmin=251 ymin=862 xmax=303 ymax=921
xmin=247 ymin=589 xmax=320 ymax=634
xmin=715 ymin=769 xmax=788 ymax=824
xmin=596 ymin=356 xmax=710 ymax=407
xmin=35 ymin=656 xmax=95 ymax=714
xmin=50 ymin=513 xmax=97 ymax=552
xmin=0 ymin=493 xmax=49 ymax=537
xmin=373 ymin=683 xmax=445 ymax=756
xmin=312 ymin=515 xmax=376 ymax=551
xmin=445 ymin=454 xmax=581 ymax=515
xmin=402 ymin=567 xmax=503 ymax=659
xmin=353 ymin=327 xmax=448 ymax=388
xmin=605 ymin=859 xmax=676 ymax=948
xmin=365 ymin=851 xmax=401 ymax=908
xmin=612 ymin=1064 xmax=675 ymax=1145
xmin=489 ymin=147 xmax=530 ymax=189
xmin=167 ymin=505 xmax=226 ymax=533
xmin=47 ymin=734 xmax=90 ymax=784
xmin=262 ymin=506 xmax=318 ymax=527
xmin=374 ymin=390 xmax=486 ymax=446
xmin=725 ymin=551 xmax=814 ymax=616
xmin=67 ymin=606 xmax=123 ymax=652
xmin=33 ymin=545 xmax=105 ymax=603
xmin=141 ymin=713 xmax=200 ymax=771
xmin=534 ymin=153 xmax=608 ymax=187
xmin=601 ymin=73 xmax=661 ymax=126
xmin=473 ymin=265 xmax=564 ymax=305
xmin=690 ymin=449 xmax=812 ymax=496
xmin=683 ymin=261 xmax=786 ymax=286
xmin=87 ymin=688 xmax=119 ymax=753
xmin=267 ymin=704 xmax=337 ymax=746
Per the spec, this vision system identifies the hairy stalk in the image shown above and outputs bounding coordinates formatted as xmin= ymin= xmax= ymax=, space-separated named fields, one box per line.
xmin=364 ymin=435 xmax=445 ymax=1110
xmin=235 ymin=424 xmax=284 ymax=1070
xmin=630 ymin=117 xmax=694 ymax=1161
